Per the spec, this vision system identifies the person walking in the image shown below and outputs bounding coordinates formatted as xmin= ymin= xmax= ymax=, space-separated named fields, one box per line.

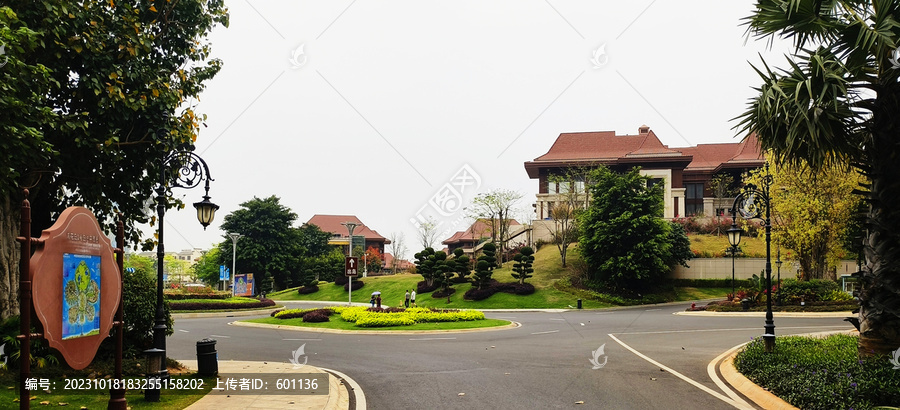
xmin=376 ymin=294 xmax=382 ymax=308
xmin=370 ymin=294 xmax=376 ymax=308
xmin=404 ymin=290 xmax=411 ymax=308
xmin=411 ymin=289 xmax=417 ymax=307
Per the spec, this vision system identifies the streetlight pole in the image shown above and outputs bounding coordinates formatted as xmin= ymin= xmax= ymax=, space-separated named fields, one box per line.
xmin=228 ymin=233 xmax=242 ymax=297
xmin=727 ymin=212 xmax=743 ymax=302
xmin=149 ymin=150 xmax=218 ymax=401
xmin=776 ymin=247 xmax=783 ymax=306
xmin=341 ymin=222 xmax=359 ymax=306
xmin=730 ymin=163 xmax=775 ymax=352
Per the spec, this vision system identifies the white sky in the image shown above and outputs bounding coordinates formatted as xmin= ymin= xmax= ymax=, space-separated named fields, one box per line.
xmin=144 ymin=0 xmax=793 ymax=260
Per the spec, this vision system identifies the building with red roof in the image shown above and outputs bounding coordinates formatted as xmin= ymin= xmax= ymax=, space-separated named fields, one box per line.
xmin=441 ymin=218 xmax=526 ymax=255
xmin=524 ymin=126 xmax=764 ymax=223
xmin=305 ymin=214 xmax=391 ymax=255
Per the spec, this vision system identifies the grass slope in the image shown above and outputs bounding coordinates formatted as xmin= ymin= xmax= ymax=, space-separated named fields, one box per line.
xmin=269 ymin=244 xmax=730 ymax=308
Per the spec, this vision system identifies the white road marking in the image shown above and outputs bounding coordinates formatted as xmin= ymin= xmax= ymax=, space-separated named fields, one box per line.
xmin=615 ymin=325 xmax=848 ymax=336
xmin=708 ymin=343 xmax=753 ymax=408
xmin=209 ymin=334 xmax=231 ymax=338
xmin=409 ymin=337 xmax=456 ymax=341
xmin=608 ymin=334 xmax=753 ymax=410
xmin=644 ymin=309 xmax=662 ymax=312
xmin=549 ymin=318 xmax=567 ymax=321
xmin=531 ymin=330 xmax=560 ymax=335
xmin=283 ymin=338 xmax=322 ymax=341
xmin=177 ymin=329 xmax=189 ymax=333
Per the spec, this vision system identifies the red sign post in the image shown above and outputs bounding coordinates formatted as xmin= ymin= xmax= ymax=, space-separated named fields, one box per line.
xmin=345 ymin=257 xmax=359 ymax=277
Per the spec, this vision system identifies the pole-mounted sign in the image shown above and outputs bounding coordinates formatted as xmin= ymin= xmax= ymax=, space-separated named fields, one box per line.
xmin=345 ymin=257 xmax=359 ymax=277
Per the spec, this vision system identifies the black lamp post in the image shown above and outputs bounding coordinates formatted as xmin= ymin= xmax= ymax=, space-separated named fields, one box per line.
xmin=726 ymin=215 xmax=744 ymax=301
xmin=729 ymin=163 xmax=775 ymax=352
xmin=147 ymin=149 xmax=218 ymax=401
xmin=775 ymin=247 xmax=783 ymax=306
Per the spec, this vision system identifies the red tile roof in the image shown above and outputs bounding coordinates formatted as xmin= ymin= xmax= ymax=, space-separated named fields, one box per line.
xmin=442 ymin=219 xmax=521 ymax=245
xmin=680 ymin=134 xmax=764 ymax=172
xmin=305 ymin=214 xmax=390 ymax=243
xmin=525 ymin=127 xmax=692 ymax=178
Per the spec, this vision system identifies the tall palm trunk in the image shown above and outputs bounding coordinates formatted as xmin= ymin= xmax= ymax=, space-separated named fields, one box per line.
xmin=858 ymin=85 xmax=900 ymax=356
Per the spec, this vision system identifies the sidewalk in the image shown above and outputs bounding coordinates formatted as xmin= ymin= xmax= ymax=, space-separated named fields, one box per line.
xmin=180 ymin=360 xmax=358 ymax=410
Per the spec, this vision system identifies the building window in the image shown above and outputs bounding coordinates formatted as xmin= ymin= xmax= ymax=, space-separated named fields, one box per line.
xmin=685 ymin=183 xmax=704 ymax=216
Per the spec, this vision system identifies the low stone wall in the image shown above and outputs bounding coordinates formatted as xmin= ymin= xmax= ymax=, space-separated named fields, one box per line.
xmin=673 ymin=258 xmax=858 ymax=280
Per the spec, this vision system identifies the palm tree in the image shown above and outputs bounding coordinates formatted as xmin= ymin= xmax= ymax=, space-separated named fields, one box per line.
xmin=736 ymin=1 xmax=900 ymax=356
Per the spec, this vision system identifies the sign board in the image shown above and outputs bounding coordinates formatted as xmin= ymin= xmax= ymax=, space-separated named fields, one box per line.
xmin=29 ymin=207 xmax=122 ymax=370
xmin=234 ymin=273 xmax=254 ymax=296
xmin=219 ymin=265 xmax=230 ymax=281
xmin=345 ymin=257 xmax=359 ymax=277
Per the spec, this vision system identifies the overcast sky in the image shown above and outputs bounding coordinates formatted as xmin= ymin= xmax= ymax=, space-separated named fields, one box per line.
xmin=142 ymin=0 xmax=792 ymax=260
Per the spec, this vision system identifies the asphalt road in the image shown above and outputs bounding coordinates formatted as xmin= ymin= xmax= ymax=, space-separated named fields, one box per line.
xmin=167 ymin=302 xmax=851 ymax=410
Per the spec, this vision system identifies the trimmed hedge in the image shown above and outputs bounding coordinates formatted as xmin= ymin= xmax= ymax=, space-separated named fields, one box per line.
xmin=339 ymin=306 xmax=486 ymax=327
xmin=673 ymin=278 xmax=753 ymax=288
xmin=302 ymin=310 xmax=332 ymax=323
xmin=297 ymin=285 xmax=319 ymax=294
xmin=417 ymin=281 xmax=438 ymax=294
xmin=344 ymin=280 xmax=365 ymax=291
xmin=170 ymin=298 xmax=276 ymax=311
xmin=464 ymin=281 xmax=535 ymax=301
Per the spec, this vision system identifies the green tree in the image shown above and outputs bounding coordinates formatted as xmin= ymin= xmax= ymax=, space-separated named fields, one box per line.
xmin=471 ymin=242 xmax=496 ymax=290
xmin=746 ymin=158 xmax=865 ymax=281
xmin=0 ymin=1 xmax=228 ymax=319
xmin=579 ymin=167 xmax=673 ymax=292
xmin=511 ymin=246 xmax=535 ymax=285
xmin=452 ymin=248 xmax=471 ymax=282
xmin=218 ymin=196 xmax=301 ymax=291
xmin=737 ymin=1 xmax=900 ymax=355
xmin=192 ymin=248 xmax=222 ymax=286
xmin=123 ymin=255 xmax=172 ymax=355
xmin=547 ymin=168 xmax=593 ymax=267
xmin=469 ymin=189 xmax=523 ymax=266
xmin=414 ymin=247 xmax=437 ymax=287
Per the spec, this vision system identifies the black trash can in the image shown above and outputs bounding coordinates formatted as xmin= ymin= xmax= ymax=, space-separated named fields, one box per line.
xmin=196 ymin=338 xmax=218 ymax=377
xmin=577 ymin=299 xmax=582 ymax=309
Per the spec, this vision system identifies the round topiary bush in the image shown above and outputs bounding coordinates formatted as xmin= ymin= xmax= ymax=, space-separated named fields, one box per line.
xmin=334 ymin=276 xmax=349 ymax=286
xmin=302 ymin=310 xmax=330 ymax=323
xmin=417 ymin=281 xmax=438 ymax=294
xmin=344 ymin=280 xmax=365 ymax=291
xmin=297 ymin=285 xmax=319 ymax=294
xmin=514 ymin=283 xmax=535 ymax=295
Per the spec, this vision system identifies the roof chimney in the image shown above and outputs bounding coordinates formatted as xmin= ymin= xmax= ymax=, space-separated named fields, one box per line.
xmin=638 ymin=125 xmax=650 ymax=134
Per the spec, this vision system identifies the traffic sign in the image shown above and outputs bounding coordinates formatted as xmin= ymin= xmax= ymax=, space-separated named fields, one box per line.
xmin=345 ymin=257 xmax=359 ymax=277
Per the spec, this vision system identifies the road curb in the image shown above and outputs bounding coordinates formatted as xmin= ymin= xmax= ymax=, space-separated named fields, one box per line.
xmin=173 ymin=307 xmax=281 ymax=319
xmin=676 ymin=310 xmax=852 ymax=318
xmin=717 ymin=348 xmax=797 ymax=410
xmin=231 ymin=320 xmax=521 ymax=335
xmin=320 ymin=367 xmax=365 ymax=410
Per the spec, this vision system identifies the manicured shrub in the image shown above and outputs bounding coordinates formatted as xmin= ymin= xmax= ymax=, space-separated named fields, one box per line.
xmin=297 ymin=285 xmax=319 ymax=294
xmin=344 ymin=280 xmax=364 ymax=291
xmin=464 ymin=287 xmax=494 ymax=301
xmin=302 ymin=310 xmax=331 ymax=323
xmin=334 ymin=276 xmax=349 ymax=286
xmin=417 ymin=280 xmax=438 ymax=294
xmin=514 ymin=283 xmax=535 ymax=295
xmin=356 ymin=313 xmax=415 ymax=327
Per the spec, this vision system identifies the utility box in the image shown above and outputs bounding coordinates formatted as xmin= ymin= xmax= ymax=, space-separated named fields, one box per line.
xmin=196 ymin=338 xmax=218 ymax=377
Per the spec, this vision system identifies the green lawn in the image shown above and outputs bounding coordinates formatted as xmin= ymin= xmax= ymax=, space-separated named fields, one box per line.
xmin=247 ymin=315 xmax=511 ymax=331
xmin=689 ymin=233 xmax=768 ymax=258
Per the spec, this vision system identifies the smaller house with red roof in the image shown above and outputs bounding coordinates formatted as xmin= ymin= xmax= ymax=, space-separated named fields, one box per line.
xmin=305 ymin=214 xmax=391 ymax=255
xmin=523 ymin=126 xmax=764 ymax=238
xmin=441 ymin=218 xmax=527 ymax=255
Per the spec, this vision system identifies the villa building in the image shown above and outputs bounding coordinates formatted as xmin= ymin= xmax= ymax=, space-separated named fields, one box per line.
xmin=523 ymin=126 xmax=765 ymax=240
xmin=305 ymin=214 xmax=391 ymax=254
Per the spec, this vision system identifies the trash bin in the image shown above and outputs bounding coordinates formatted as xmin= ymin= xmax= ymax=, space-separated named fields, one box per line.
xmin=196 ymin=338 xmax=218 ymax=377
xmin=577 ymin=299 xmax=582 ymax=309
xmin=741 ymin=298 xmax=750 ymax=311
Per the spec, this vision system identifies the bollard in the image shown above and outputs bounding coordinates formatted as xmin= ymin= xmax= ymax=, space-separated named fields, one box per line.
xmin=577 ymin=299 xmax=582 ymax=309
xmin=196 ymin=338 xmax=218 ymax=377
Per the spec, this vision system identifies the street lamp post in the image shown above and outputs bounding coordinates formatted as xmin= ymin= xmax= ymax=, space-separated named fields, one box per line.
xmin=148 ymin=150 xmax=218 ymax=401
xmin=729 ymin=163 xmax=775 ymax=352
xmin=341 ymin=222 xmax=360 ymax=306
xmin=726 ymin=215 xmax=743 ymax=301
xmin=775 ymin=247 xmax=783 ymax=306
xmin=228 ymin=233 xmax=242 ymax=297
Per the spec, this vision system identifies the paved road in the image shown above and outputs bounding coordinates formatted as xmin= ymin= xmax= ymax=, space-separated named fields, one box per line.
xmin=167 ymin=302 xmax=851 ymax=409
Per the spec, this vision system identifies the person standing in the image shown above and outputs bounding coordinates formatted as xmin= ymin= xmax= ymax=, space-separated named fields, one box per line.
xmin=376 ymin=294 xmax=382 ymax=308
xmin=404 ymin=290 xmax=411 ymax=308
xmin=370 ymin=294 xmax=376 ymax=308
xmin=411 ymin=289 xmax=417 ymax=307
